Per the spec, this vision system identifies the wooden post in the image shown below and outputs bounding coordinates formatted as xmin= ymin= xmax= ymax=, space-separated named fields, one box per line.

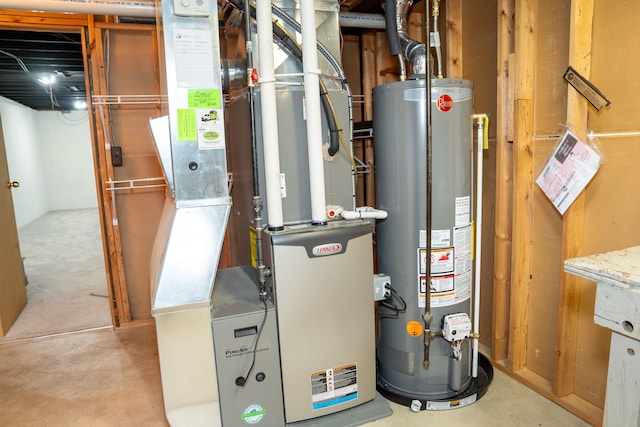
xmin=88 ymin=26 xmax=131 ymax=325
xmin=492 ymin=0 xmax=515 ymax=362
xmin=508 ymin=0 xmax=535 ymax=371
xmin=446 ymin=0 xmax=463 ymax=78
xmin=362 ymin=31 xmax=381 ymax=207
xmin=554 ymin=0 xmax=595 ymax=397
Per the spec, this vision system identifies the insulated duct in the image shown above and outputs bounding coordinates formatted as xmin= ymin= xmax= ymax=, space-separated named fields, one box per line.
xmin=385 ymin=0 xmax=427 ymax=76
xmin=0 ymin=0 xmax=155 ymax=17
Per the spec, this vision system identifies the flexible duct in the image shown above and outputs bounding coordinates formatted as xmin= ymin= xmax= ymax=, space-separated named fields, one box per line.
xmin=384 ymin=0 xmax=406 ymax=80
xmin=386 ymin=0 xmax=427 ymax=76
xmin=0 ymin=0 xmax=155 ymax=17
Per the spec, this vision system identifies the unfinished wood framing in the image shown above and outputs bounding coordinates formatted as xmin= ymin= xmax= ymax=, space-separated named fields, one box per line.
xmin=88 ymin=23 xmax=165 ymax=324
xmin=507 ymin=0 xmax=535 ymax=372
xmin=492 ymin=0 xmax=514 ymax=362
xmin=445 ymin=0 xmax=463 ymax=78
xmin=554 ymin=0 xmax=594 ymax=398
xmin=489 ymin=0 xmax=640 ymax=424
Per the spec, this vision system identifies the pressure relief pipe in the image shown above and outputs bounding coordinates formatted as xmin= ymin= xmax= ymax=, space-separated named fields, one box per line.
xmin=472 ymin=114 xmax=489 ymax=378
xmin=300 ymin=0 xmax=328 ymax=225
xmin=257 ymin=0 xmax=284 ymax=230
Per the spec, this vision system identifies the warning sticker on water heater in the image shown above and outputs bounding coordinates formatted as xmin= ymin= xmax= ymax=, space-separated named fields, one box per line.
xmin=455 ymin=196 xmax=471 ymax=227
xmin=417 ymin=225 xmax=472 ymax=308
xmin=311 ymin=364 xmax=358 ymax=411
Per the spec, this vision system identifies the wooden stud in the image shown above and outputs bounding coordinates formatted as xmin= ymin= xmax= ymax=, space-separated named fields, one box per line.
xmin=361 ymin=31 xmax=376 ymax=122
xmin=553 ymin=0 xmax=595 ymax=398
xmin=492 ymin=0 xmax=515 ymax=362
xmin=88 ymin=26 xmax=132 ymax=325
xmin=361 ymin=32 xmax=377 ymax=208
xmin=508 ymin=0 xmax=535 ymax=372
xmin=446 ymin=0 xmax=463 ymax=79
xmin=82 ymin=18 xmax=122 ymax=328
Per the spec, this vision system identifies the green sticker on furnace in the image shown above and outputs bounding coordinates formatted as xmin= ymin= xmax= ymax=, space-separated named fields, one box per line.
xmin=242 ymin=404 xmax=266 ymax=424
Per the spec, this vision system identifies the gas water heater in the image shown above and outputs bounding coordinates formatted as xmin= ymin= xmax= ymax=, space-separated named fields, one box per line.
xmin=372 ymin=0 xmax=492 ymax=411
xmin=375 ymin=77 xmax=476 ymax=401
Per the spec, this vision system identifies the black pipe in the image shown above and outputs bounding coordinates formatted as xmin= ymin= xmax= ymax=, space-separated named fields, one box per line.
xmin=385 ymin=0 xmax=402 ymax=57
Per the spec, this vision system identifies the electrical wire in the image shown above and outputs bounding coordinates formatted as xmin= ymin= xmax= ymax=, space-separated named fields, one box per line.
xmin=0 ymin=49 xmax=61 ymax=109
xmin=377 ymin=287 xmax=407 ymax=319
xmin=237 ymin=298 xmax=269 ymax=387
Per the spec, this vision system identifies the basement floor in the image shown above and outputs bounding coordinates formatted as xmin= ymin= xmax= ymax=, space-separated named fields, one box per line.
xmin=0 ymin=209 xmax=591 ymax=426
xmin=0 ymin=324 xmax=590 ymax=427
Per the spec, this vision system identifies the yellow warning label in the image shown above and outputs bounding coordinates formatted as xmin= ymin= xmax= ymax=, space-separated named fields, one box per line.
xmin=406 ymin=321 xmax=423 ymax=337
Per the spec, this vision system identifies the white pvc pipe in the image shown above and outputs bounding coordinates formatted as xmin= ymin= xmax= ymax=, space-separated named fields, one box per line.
xmin=300 ymin=0 xmax=327 ymax=224
xmin=472 ymin=115 xmax=486 ymax=378
xmin=0 ymin=0 xmax=155 ymax=17
xmin=339 ymin=12 xmax=386 ymax=29
xmin=327 ymin=205 xmax=388 ymax=220
xmin=257 ymin=0 xmax=284 ymax=229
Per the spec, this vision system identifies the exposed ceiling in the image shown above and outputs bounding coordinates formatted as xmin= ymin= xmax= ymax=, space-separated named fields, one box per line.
xmin=0 ymin=29 xmax=86 ymax=112
xmin=0 ymin=1 xmax=389 ymax=112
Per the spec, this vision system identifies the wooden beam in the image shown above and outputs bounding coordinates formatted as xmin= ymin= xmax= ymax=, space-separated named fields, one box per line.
xmin=508 ymin=0 xmax=535 ymax=372
xmin=492 ymin=0 xmax=515 ymax=362
xmin=0 ymin=10 xmax=88 ymax=27
xmin=446 ymin=0 xmax=463 ymax=78
xmin=554 ymin=0 xmax=595 ymax=398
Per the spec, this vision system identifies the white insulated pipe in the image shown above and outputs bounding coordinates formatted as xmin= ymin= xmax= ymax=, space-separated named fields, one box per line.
xmin=0 ymin=0 xmax=155 ymax=17
xmin=472 ymin=114 xmax=488 ymax=378
xmin=257 ymin=0 xmax=284 ymax=229
xmin=300 ymin=0 xmax=328 ymax=225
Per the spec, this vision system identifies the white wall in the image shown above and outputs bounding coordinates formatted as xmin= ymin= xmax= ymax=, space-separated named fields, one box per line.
xmin=38 ymin=111 xmax=97 ymax=211
xmin=0 ymin=97 xmax=48 ymax=228
xmin=0 ymin=97 xmax=96 ymax=229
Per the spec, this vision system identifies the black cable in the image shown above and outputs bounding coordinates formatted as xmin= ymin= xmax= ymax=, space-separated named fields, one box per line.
xmin=235 ymin=299 xmax=269 ymax=387
xmin=377 ymin=287 xmax=407 ymax=319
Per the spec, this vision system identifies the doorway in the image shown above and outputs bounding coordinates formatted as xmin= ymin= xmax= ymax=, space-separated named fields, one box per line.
xmin=0 ymin=27 xmax=112 ymax=341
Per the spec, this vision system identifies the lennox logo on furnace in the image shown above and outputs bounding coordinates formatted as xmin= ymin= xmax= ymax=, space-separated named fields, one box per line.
xmin=312 ymin=243 xmax=343 ymax=256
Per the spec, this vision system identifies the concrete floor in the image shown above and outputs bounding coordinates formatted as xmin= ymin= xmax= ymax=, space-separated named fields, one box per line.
xmin=0 ymin=323 xmax=591 ymax=427
xmin=0 ymin=209 xmax=592 ymax=426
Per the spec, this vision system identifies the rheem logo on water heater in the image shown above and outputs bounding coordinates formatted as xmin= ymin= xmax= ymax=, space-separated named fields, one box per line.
xmin=312 ymin=243 xmax=343 ymax=256
xmin=437 ymin=94 xmax=453 ymax=112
